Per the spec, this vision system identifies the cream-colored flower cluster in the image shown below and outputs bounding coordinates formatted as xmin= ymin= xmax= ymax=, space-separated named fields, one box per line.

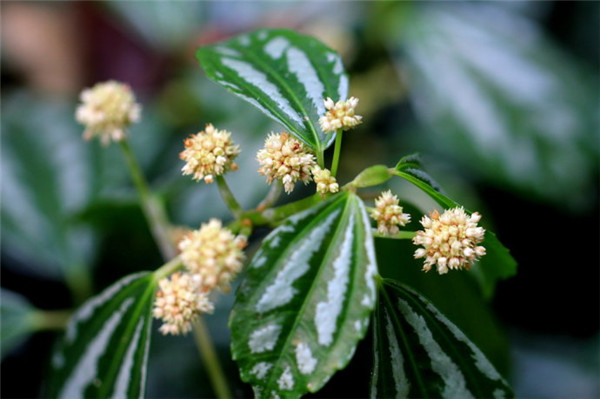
xmin=75 ymin=80 xmax=141 ymax=145
xmin=312 ymin=166 xmax=339 ymax=196
xmin=180 ymin=124 xmax=240 ymax=184
xmin=319 ymin=97 xmax=362 ymax=133
xmin=413 ymin=207 xmax=486 ymax=274
xmin=152 ymin=272 xmax=214 ymax=335
xmin=370 ymin=190 xmax=411 ymax=236
xmin=257 ymin=132 xmax=316 ymax=194
xmin=153 ymin=219 xmax=246 ymax=335
xmin=178 ymin=219 xmax=247 ymax=293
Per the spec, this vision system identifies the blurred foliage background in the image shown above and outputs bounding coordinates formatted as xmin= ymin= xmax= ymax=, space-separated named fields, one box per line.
xmin=1 ymin=1 xmax=598 ymax=398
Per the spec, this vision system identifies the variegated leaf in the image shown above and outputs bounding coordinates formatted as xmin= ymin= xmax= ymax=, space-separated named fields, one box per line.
xmin=230 ymin=193 xmax=377 ymax=398
xmin=394 ymin=154 xmax=517 ymax=297
xmin=371 ymin=279 xmax=513 ymax=398
xmin=47 ymin=273 xmax=156 ymax=399
xmin=196 ymin=29 xmax=349 ymax=153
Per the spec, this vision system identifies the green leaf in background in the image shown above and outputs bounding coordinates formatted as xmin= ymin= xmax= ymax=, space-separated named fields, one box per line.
xmin=230 ymin=192 xmax=377 ymax=398
xmin=392 ymin=3 xmax=599 ymax=210
xmin=371 ymin=279 xmax=513 ymax=398
xmin=0 ymin=289 xmax=37 ymax=359
xmin=47 ymin=272 xmax=156 ymax=399
xmin=394 ymin=154 xmax=517 ymax=297
xmin=197 ymin=28 xmax=349 ymax=153
xmin=1 ymin=93 xmax=98 ymax=283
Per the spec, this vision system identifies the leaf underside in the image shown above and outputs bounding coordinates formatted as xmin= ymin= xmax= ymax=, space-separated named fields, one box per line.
xmin=371 ymin=279 xmax=513 ymax=398
xmin=47 ymin=272 xmax=156 ymax=399
xmin=197 ymin=28 xmax=349 ymax=152
xmin=230 ymin=192 xmax=377 ymax=398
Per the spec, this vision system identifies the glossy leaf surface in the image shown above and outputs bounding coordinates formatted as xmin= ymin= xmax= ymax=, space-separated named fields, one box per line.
xmin=230 ymin=193 xmax=377 ymax=398
xmin=371 ymin=279 xmax=513 ymax=398
xmin=394 ymin=154 xmax=517 ymax=297
xmin=47 ymin=273 xmax=156 ymax=399
xmin=197 ymin=29 xmax=349 ymax=152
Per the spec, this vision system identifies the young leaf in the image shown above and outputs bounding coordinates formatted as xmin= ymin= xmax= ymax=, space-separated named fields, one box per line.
xmin=394 ymin=154 xmax=517 ymax=297
xmin=197 ymin=29 xmax=349 ymax=153
xmin=47 ymin=272 xmax=157 ymax=399
xmin=371 ymin=279 xmax=513 ymax=398
xmin=0 ymin=289 xmax=37 ymax=359
xmin=230 ymin=192 xmax=377 ymax=398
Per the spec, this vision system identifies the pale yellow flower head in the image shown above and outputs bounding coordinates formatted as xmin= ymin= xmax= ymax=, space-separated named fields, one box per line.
xmin=370 ymin=190 xmax=411 ymax=236
xmin=256 ymin=132 xmax=316 ymax=194
xmin=312 ymin=166 xmax=339 ymax=196
xmin=153 ymin=272 xmax=214 ymax=336
xmin=319 ymin=97 xmax=362 ymax=133
xmin=180 ymin=124 xmax=240 ymax=184
xmin=413 ymin=207 xmax=486 ymax=275
xmin=178 ymin=219 xmax=246 ymax=293
xmin=75 ymin=80 xmax=141 ymax=145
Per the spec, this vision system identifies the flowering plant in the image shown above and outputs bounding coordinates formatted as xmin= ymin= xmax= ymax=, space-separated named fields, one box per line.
xmin=38 ymin=29 xmax=516 ymax=398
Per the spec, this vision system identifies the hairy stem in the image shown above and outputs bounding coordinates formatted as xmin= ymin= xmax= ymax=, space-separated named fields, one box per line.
xmin=216 ymin=175 xmax=243 ymax=218
xmin=119 ymin=140 xmax=177 ymax=260
xmin=330 ymin=129 xmax=343 ymax=177
xmin=192 ymin=318 xmax=233 ymax=399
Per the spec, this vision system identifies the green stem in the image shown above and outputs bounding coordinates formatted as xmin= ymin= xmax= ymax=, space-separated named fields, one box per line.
xmin=330 ymin=130 xmax=343 ymax=177
xmin=119 ymin=140 xmax=177 ymax=260
xmin=192 ymin=318 xmax=233 ymax=399
xmin=216 ymin=175 xmax=243 ymax=218
xmin=31 ymin=309 xmax=72 ymax=331
xmin=153 ymin=256 xmax=183 ymax=281
xmin=256 ymin=181 xmax=282 ymax=211
xmin=317 ymin=150 xmax=325 ymax=168
xmin=373 ymin=231 xmax=416 ymax=240
xmin=64 ymin=264 xmax=93 ymax=305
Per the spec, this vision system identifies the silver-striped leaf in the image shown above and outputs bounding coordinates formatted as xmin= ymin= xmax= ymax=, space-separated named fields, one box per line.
xmin=371 ymin=279 xmax=513 ymax=398
xmin=394 ymin=154 xmax=517 ymax=298
xmin=230 ymin=192 xmax=377 ymax=398
xmin=47 ymin=272 xmax=156 ymax=399
xmin=196 ymin=29 xmax=349 ymax=153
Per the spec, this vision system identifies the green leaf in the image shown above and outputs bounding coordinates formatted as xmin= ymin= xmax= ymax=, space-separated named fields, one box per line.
xmin=0 ymin=289 xmax=37 ymax=359
xmin=197 ymin=28 xmax=349 ymax=153
xmin=393 ymin=154 xmax=517 ymax=297
xmin=392 ymin=4 xmax=598 ymax=209
xmin=47 ymin=272 xmax=156 ymax=399
xmin=1 ymin=93 xmax=98 ymax=281
xmin=375 ymin=235 xmax=511 ymax=376
xmin=230 ymin=192 xmax=377 ymax=398
xmin=351 ymin=165 xmax=393 ymax=188
xmin=371 ymin=279 xmax=513 ymax=398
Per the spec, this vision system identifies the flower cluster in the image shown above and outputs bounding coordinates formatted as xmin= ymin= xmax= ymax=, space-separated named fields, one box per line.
xmin=154 ymin=219 xmax=246 ymax=335
xmin=257 ymin=132 xmax=316 ymax=194
xmin=312 ymin=166 xmax=339 ymax=196
xmin=152 ymin=272 xmax=214 ymax=335
xmin=370 ymin=190 xmax=411 ymax=236
xmin=75 ymin=80 xmax=141 ymax=145
xmin=319 ymin=97 xmax=362 ymax=133
xmin=178 ymin=219 xmax=247 ymax=293
xmin=413 ymin=207 xmax=486 ymax=274
xmin=180 ymin=124 xmax=240 ymax=183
